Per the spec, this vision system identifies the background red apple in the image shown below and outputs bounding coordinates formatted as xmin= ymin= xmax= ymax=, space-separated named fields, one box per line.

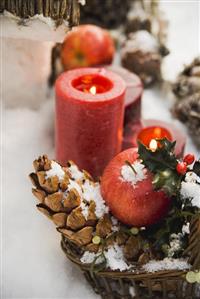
xmin=101 ymin=148 xmax=171 ymax=227
xmin=61 ymin=24 xmax=115 ymax=70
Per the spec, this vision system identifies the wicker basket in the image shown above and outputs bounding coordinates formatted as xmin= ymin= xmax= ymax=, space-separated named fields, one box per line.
xmin=0 ymin=0 xmax=80 ymax=27
xmin=61 ymin=233 xmax=199 ymax=299
xmin=29 ymin=156 xmax=200 ymax=298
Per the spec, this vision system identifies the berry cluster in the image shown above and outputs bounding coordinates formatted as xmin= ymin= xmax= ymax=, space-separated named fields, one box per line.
xmin=176 ymin=154 xmax=195 ymax=175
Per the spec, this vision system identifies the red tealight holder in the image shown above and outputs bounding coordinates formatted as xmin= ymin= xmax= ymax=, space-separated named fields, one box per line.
xmin=55 ymin=68 xmax=126 ymax=178
xmin=137 ymin=126 xmax=173 ymax=150
xmin=123 ymin=119 xmax=186 ymax=157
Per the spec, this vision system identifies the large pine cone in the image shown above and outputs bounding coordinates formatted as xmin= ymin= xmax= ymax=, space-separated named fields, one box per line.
xmin=29 ymin=155 xmax=150 ymax=262
xmin=80 ymin=0 xmax=132 ymax=29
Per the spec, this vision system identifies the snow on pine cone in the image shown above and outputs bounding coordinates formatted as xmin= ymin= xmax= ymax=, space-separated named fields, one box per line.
xmin=29 ymin=155 xmax=154 ymax=263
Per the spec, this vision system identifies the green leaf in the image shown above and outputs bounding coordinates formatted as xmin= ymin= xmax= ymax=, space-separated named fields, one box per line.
xmin=193 ymin=160 xmax=200 ymax=177
xmin=138 ymin=138 xmax=181 ymax=196
xmin=138 ymin=139 xmax=177 ymax=173
xmin=153 ymin=170 xmax=182 ymax=196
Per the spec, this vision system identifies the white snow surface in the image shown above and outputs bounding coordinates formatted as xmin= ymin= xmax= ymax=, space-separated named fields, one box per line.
xmin=81 ymin=244 xmax=130 ymax=272
xmin=121 ymin=160 xmax=147 ymax=186
xmin=1 ymin=11 xmax=71 ymax=42
xmin=68 ymin=164 xmax=84 ymax=181
xmin=143 ymin=258 xmax=191 ymax=272
xmin=46 ymin=160 xmax=65 ymax=181
xmin=2 ymin=2 xmax=200 ymax=298
xmin=121 ymin=30 xmax=159 ymax=54
xmin=181 ymin=180 xmax=200 ymax=208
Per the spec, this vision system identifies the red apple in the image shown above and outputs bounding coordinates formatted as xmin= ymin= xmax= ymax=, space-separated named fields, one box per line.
xmin=61 ymin=25 xmax=115 ymax=70
xmin=101 ymin=148 xmax=171 ymax=227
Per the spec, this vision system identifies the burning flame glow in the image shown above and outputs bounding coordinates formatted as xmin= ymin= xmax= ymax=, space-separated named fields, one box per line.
xmin=89 ymin=86 xmax=96 ymax=95
xmin=149 ymin=139 xmax=158 ymax=152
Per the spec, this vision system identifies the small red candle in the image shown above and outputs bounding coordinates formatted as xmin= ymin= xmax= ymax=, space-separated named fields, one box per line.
xmin=137 ymin=126 xmax=173 ymax=150
xmin=123 ymin=119 xmax=186 ymax=157
xmin=55 ymin=68 xmax=126 ymax=177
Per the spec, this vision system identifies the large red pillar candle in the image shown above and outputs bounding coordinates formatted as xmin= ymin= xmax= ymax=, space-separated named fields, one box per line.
xmin=55 ymin=68 xmax=126 ymax=177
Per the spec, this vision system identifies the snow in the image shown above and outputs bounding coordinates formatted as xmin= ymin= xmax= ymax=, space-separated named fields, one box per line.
xmin=121 ymin=30 xmax=159 ymax=55
xmin=143 ymin=258 xmax=191 ymax=273
xmin=182 ymin=223 xmax=190 ymax=235
xmin=129 ymin=286 xmax=136 ymax=298
xmin=81 ymin=244 xmax=130 ymax=272
xmin=68 ymin=164 xmax=84 ymax=180
xmin=46 ymin=161 xmax=65 ymax=181
xmin=1 ymin=11 xmax=70 ymax=42
xmin=104 ymin=244 xmax=130 ymax=271
xmin=80 ymin=252 xmax=98 ymax=264
xmin=185 ymin=171 xmax=200 ymax=184
xmin=82 ymin=180 xmax=109 ymax=218
xmin=111 ymin=216 xmax=119 ymax=232
xmin=66 ymin=177 xmax=108 ymax=219
xmin=181 ymin=180 xmax=200 ymax=208
xmin=121 ymin=160 xmax=147 ymax=186
xmin=2 ymin=2 xmax=200 ymax=298
xmin=167 ymin=233 xmax=182 ymax=258
xmin=78 ymin=0 xmax=86 ymax=5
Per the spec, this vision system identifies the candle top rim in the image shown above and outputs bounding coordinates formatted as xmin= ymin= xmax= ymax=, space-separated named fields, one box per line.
xmin=137 ymin=125 xmax=173 ymax=140
xmin=55 ymin=67 xmax=126 ymax=102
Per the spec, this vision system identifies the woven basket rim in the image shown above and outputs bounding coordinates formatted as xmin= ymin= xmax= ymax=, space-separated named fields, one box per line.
xmin=61 ymin=236 xmax=188 ymax=279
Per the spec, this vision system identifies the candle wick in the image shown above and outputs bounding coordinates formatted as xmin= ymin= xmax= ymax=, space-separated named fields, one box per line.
xmin=125 ymin=160 xmax=137 ymax=175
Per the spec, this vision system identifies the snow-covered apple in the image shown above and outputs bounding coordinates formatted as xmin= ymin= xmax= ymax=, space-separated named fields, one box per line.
xmin=101 ymin=148 xmax=171 ymax=227
xmin=61 ymin=25 xmax=115 ymax=70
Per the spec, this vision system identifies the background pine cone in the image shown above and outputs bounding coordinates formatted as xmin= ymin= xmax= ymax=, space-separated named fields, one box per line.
xmin=173 ymin=92 xmax=200 ymax=148
xmin=172 ymin=57 xmax=200 ymax=98
xmin=79 ymin=0 xmax=132 ymax=28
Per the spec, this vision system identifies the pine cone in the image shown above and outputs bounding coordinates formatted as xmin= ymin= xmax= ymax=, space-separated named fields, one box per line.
xmin=30 ymin=156 xmax=154 ymax=264
xmin=29 ymin=156 xmax=119 ymax=253
xmin=173 ymin=92 xmax=200 ymax=148
xmin=121 ymin=31 xmax=165 ymax=86
xmin=125 ymin=4 xmax=152 ymax=34
xmin=80 ymin=0 xmax=132 ymax=29
xmin=172 ymin=57 xmax=200 ymax=98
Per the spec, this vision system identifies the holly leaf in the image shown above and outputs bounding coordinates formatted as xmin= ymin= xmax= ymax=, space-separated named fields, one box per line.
xmin=153 ymin=169 xmax=182 ymax=196
xmin=138 ymin=138 xmax=181 ymax=196
xmin=138 ymin=138 xmax=177 ymax=173
xmin=193 ymin=160 xmax=200 ymax=177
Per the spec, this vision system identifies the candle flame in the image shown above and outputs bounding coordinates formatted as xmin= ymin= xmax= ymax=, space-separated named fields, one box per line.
xmin=149 ymin=139 xmax=158 ymax=152
xmin=89 ymin=86 xmax=96 ymax=95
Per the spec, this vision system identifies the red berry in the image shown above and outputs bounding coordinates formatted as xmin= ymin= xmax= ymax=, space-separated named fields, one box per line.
xmin=183 ymin=154 xmax=195 ymax=165
xmin=176 ymin=162 xmax=187 ymax=175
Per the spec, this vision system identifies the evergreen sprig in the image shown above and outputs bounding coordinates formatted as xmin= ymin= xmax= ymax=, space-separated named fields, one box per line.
xmin=138 ymin=138 xmax=181 ymax=196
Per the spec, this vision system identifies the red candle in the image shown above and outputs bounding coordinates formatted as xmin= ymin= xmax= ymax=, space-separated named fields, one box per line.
xmin=123 ymin=119 xmax=186 ymax=157
xmin=106 ymin=66 xmax=143 ymax=126
xmin=55 ymin=68 xmax=126 ymax=177
xmin=137 ymin=126 xmax=173 ymax=150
